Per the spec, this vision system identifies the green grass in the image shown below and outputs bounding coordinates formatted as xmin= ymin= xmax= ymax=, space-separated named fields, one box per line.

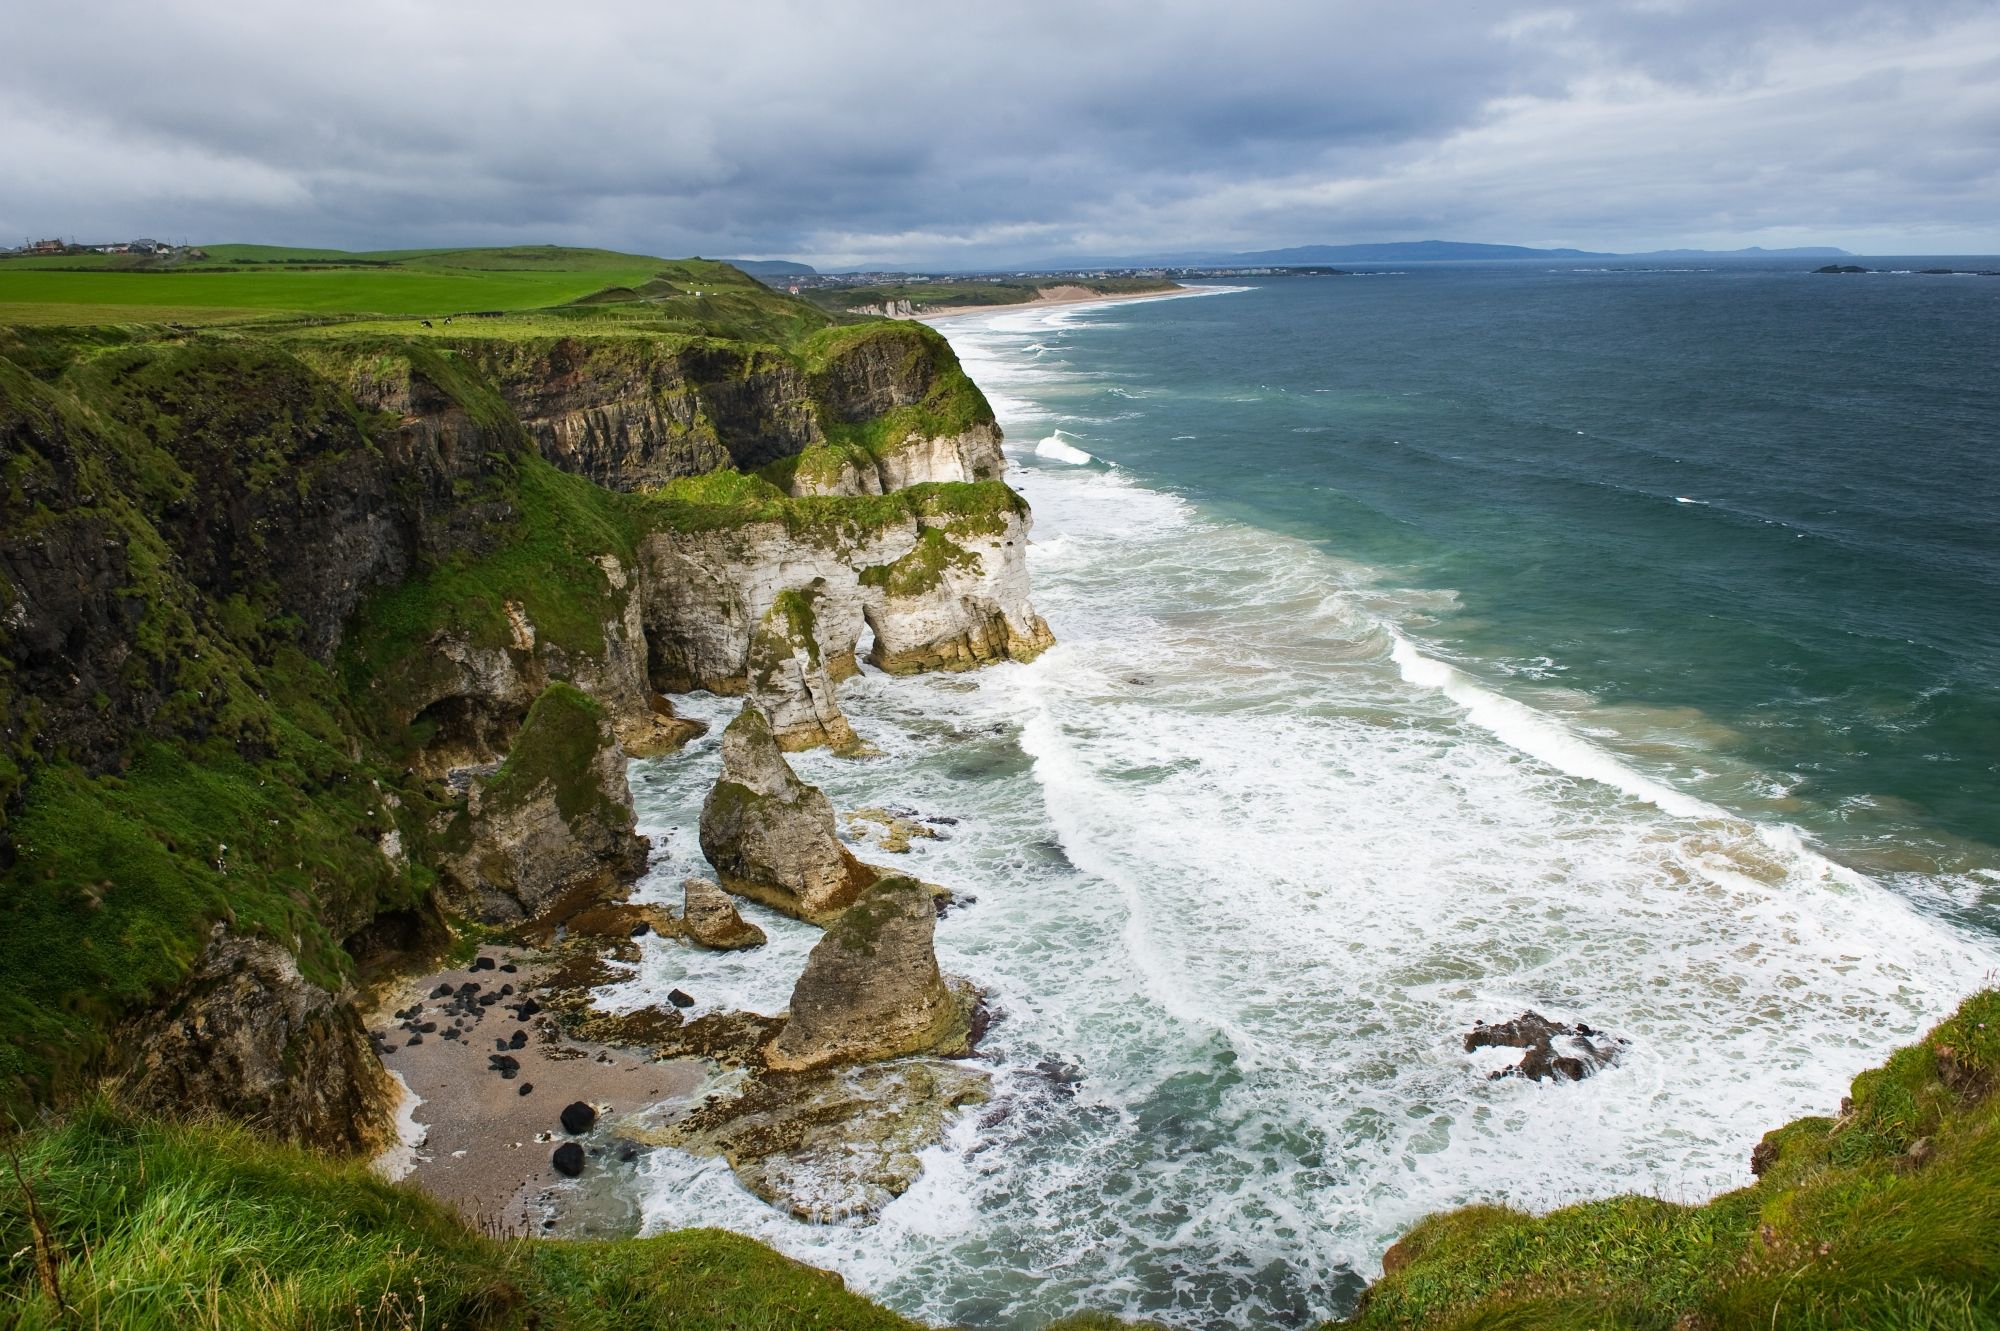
xmin=1344 ymin=989 xmax=2000 ymax=1331
xmin=0 ymin=247 xmax=836 ymax=343
xmin=637 ymin=471 xmax=1024 ymax=540
xmin=0 ymin=267 xmax=645 ymax=317
xmin=0 ymin=1102 xmax=924 ymax=1330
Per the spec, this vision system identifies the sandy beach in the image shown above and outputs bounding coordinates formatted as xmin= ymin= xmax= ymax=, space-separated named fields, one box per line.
xmin=915 ymin=283 xmax=1193 ymax=321
xmin=369 ymin=946 xmax=704 ymax=1234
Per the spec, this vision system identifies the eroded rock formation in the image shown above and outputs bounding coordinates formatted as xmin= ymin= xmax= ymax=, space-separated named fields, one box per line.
xmin=698 ymin=703 xmax=878 ymax=923
xmin=682 ymin=876 xmax=766 ymax=950
xmin=764 ymin=875 xmax=972 ymax=1072
xmin=640 ymin=490 xmax=1050 ymax=693
xmin=436 ymin=683 xmax=649 ymax=922
xmin=745 ymin=585 xmax=862 ymax=753
xmin=860 ymin=521 xmax=1054 ymax=673
xmin=118 ymin=925 xmax=395 ymax=1153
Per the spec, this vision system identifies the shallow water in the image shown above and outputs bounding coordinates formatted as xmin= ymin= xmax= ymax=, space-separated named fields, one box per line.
xmin=612 ymin=274 xmax=2000 ymax=1330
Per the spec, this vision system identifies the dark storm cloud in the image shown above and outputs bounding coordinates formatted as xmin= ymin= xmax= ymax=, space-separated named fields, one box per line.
xmin=3 ymin=0 xmax=1996 ymax=263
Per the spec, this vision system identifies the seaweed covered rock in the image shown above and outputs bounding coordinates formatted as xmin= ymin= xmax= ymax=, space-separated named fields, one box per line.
xmin=682 ymin=876 xmax=766 ymax=950
xmin=698 ymin=702 xmax=877 ymax=924
xmin=117 ymin=925 xmax=395 ymax=1153
xmin=745 ymin=586 xmax=862 ymax=754
xmin=437 ymin=683 xmax=648 ymax=922
xmin=764 ymin=875 xmax=970 ymax=1073
xmin=1464 ymin=1012 xmax=1626 ymax=1082
xmin=641 ymin=1058 xmax=990 ymax=1222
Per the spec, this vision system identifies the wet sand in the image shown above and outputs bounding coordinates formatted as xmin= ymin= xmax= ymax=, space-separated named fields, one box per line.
xmin=370 ymin=947 xmax=704 ymax=1234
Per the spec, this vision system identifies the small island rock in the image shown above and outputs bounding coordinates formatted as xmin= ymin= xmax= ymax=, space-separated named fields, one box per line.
xmin=1465 ymin=1012 xmax=1625 ymax=1082
xmin=698 ymin=702 xmax=878 ymax=924
xmin=682 ymin=876 xmax=767 ymax=950
xmin=764 ymin=875 xmax=969 ymax=1072
xmin=552 ymin=1141 xmax=585 ymax=1176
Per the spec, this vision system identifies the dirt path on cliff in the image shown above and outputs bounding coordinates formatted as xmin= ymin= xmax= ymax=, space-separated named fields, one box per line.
xmin=370 ymin=947 xmax=704 ymax=1234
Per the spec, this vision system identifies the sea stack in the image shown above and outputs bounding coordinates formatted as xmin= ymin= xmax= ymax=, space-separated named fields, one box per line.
xmin=698 ymin=702 xmax=878 ymax=924
xmin=763 ymin=876 xmax=965 ymax=1072
xmin=745 ymin=586 xmax=864 ymax=754
xmin=436 ymin=683 xmax=648 ymax=922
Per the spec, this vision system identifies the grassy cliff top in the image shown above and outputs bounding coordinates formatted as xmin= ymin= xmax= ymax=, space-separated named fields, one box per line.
xmin=0 ymin=246 xmax=838 ymax=345
xmin=0 ymin=1102 xmax=925 ymax=1331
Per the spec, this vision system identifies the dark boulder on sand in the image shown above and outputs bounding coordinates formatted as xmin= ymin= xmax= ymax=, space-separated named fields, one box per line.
xmin=560 ymin=1100 xmax=598 ymax=1134
xmin=552 ymin=1141 xmax=585 ymax=1176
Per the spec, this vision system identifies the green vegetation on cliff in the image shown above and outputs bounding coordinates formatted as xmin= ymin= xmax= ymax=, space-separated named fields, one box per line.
xmin=0 ymin=347 xmax=435 ymax=1113
xmin=0 ymin=250 xmax=1017 ymax=1123
xmin=1345 ymin=988 xmax=2000 ymax=1331
xmin=641 ymin=470 xmax=1024 ymax=538
xmin=859 ymin=526 xmax=982 ymax=598
xmin=5 ymin=993 xmax=1996 ymax=1329
xmin=474 ymin=684 xmax=619 ymax=829
xmin=0 ymin=1102 xmax=922 ymax=1330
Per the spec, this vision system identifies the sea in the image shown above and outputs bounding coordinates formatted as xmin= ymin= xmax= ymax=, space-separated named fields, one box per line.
xmin=600 ymin=261 xmax=2000 ymax=1329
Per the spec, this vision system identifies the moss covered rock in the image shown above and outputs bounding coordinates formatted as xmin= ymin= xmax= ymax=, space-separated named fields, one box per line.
xmin=640 ymin=1057 xmax=989 ymax=1223
xmin=745 ymin=585 xmax=863 ymax=754
xmin=763 ymin=875 xmax=968 ymax=1073
xmin=436 ymin=682 xmax=647 ymax=922
xmin=697 ymin=702 xmax=878 ymax=924
xmin=116 ymin=924 xmax=397 ymax=1154
xmin=861 ymin=511 xmax=1055 ymax=674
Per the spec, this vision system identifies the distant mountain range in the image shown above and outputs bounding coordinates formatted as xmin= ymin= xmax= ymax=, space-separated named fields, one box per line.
xmin=748 ymin=240 xmax=1855 ymax=277
xmin=720 ymin=258 xmax=819 ymax=276
xmin=1217 ymin=241 xmax=1853 ymax=263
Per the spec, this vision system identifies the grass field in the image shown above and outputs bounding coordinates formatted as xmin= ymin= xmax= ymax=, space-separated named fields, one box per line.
xmin=0 ymin=246 xmax=774 ymax=323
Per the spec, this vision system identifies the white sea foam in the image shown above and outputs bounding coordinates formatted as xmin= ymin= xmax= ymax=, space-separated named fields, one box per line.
xmin=618 ymin=297 xmax=1997 ymax=1331
xmin=1035 ymin=430 xmax=1098 ymax=465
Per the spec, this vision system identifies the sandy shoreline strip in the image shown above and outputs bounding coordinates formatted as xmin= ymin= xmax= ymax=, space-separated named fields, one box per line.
xmin=916 ymin=282 xmax=1207 ymax=321
xmin=369 ymin=946 xmax=704 ymax=1234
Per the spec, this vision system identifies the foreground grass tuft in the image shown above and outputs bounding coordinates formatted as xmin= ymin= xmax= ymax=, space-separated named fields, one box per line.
xmin=1342 ymin=989 xmax=2000 ymax=1331
xmin=0 ymin=1103 xmax=922 ymax=1330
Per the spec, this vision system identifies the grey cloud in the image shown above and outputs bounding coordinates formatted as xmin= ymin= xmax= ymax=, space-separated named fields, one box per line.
xmin=1 ymin=0 xmax=1994 ymax=263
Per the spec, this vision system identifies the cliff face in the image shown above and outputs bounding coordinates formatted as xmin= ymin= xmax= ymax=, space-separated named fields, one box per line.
xmin=637 ymin=484 xmax=1050 ymax=696
xmin=466 ymin=337 xmax=822 ymax=489
xmin=0 ymin=308 xmax=1050 ymax=1144
xmin=116 ymin=925 xmax=395 ymax=1153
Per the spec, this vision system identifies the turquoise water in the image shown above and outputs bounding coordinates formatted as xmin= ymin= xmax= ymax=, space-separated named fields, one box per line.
xmin=1020 ymin=267 xmax=2000 ymax=913
xmin=614 ymin=269 xmax=2000 ymax=1330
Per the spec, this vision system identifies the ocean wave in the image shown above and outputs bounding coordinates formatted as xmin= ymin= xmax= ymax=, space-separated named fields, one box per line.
xmin=1035 ymin=431 xmax=1099 ymax=466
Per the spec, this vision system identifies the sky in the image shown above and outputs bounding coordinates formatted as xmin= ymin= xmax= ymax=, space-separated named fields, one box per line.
xmin=5 ymin=0 xmax=1998 ymax=266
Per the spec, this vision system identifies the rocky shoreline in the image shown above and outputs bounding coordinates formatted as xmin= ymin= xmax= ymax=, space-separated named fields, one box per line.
xmin=367 ymin=703 xmax=1000 ymax=1231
